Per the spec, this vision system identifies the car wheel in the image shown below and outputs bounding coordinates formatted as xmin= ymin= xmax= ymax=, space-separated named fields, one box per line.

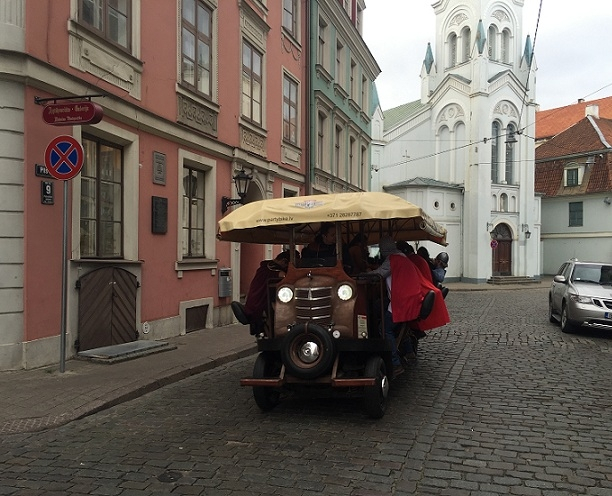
xmin=252 ymin=352 xmax=281 ymax=411
xmin=548 ymin=297 xmax=557 ymax=324
xmin=363 ymin=355 xmax=389 ymax=419
xmin=281 ymin=323 xmax=336 ymax=379
xmin=560 ymin=303 xmax=575 ymax=334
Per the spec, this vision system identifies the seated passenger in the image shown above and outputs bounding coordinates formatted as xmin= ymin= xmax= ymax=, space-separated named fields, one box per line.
xmin=367 ymin=237 xmax=451 ymax=375
xmin=301 ymin=222 xmax=349 ymax=267
xmin=432 ymin=252 xmax=449 ymax=284
xmin=367 ymin=236 xmax=417 ymax=376
xmin=348 ymin=233 xmax=370 ymax=275
xmin=301 ymin=222 xmax=337 ymax=260
xmin=243 ymin=250 xmax=296 ymax=334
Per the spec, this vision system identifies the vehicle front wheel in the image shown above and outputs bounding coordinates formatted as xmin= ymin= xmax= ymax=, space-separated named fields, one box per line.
xmin=252 ymin=353 xmax=281 ymax=411
xmin=363 ymin=355 xmax=389 ymax=419
xmin=560 ymin=303 xmax=575 ymax=334
xmin=548 ymin=298 xmax=557 ymax=324
xmin=281 ymin=324 xmax=336 ymax=379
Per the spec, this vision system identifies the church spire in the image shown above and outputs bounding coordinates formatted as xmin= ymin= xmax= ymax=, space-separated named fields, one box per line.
xmin=423 ymin=42 xmax=434 ymax=74
xmin=475 ymin=19 xmax=486 ymax=55
xmin=523 ymin=34 xmax=533 ymax=68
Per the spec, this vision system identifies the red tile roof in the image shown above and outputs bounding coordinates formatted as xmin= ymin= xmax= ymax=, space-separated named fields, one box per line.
xmin=534 ymin=116 xmax=612 ymax=197
xmin=536 ymin=117 xmax=612 ymax=160
xmin=536 ymin=95 xmax=612 ymax=140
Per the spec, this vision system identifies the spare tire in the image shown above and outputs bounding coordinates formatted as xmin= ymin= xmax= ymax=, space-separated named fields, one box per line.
xmin=281 ymin=323 xmax=336 ymax=379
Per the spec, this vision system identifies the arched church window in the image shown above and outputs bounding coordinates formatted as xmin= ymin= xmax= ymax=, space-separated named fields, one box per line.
xmin=461 ymin=27 xmax=471 ymax=62
xmin=448 ymin=33 xmax=457 ymax=67
xmin=500 ymin=193 xmax=508 ymax=212
xmin=488 ymin=25 xmax=497 ymax=60
xmin=501 ymin=29 xmax=511 ymax=63
xmin=505 ymin=123 xmax=516 ymax=184
xmin=491 ymin=121 xmax=500 ymax=183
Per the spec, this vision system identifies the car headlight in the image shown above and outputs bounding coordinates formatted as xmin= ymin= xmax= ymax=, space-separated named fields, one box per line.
xmin=277 ymin=286 xmax=294 ymax=303
xmin=570 ymin=294 xmax=592 ymax=304
xmin=337 ymin=284 xmax=353 ymax=301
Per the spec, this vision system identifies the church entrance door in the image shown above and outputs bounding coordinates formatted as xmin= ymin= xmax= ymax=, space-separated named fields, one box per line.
xmin=492 ymin=223 xmax=512 ymax=276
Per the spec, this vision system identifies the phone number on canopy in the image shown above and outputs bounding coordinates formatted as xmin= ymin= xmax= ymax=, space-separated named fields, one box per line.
xmin=326 ymin=212 xmax=363 ymax=218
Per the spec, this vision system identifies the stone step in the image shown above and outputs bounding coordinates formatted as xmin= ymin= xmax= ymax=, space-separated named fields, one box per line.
xmin=77 ymin=340 xmax=177 ymax=364
xmin=487 ymin=276 xmax=540 ymax=285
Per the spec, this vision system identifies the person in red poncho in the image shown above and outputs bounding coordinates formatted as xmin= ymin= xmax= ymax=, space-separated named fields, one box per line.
xmin=367 ymin=236 xmax=450 ymax=375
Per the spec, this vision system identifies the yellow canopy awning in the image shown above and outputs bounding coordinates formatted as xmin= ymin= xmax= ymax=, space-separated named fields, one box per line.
xmin=217 ymin=192 xmax=447 ymax=246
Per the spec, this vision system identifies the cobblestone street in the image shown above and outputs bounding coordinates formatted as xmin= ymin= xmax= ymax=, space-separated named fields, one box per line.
xmin=2 ymin=286 xmax=612 ymax=495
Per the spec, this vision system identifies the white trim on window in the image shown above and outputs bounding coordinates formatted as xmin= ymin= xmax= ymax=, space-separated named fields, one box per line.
xmin=175 ymin=149 xmax=217 ymax=272
xmin=71 ymin=123 xmax=139 ymax=261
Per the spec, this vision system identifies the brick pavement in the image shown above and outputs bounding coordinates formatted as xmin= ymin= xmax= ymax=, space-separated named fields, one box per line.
xmin=0 ymin=277 xmax=552 ymax=436
xmin=3 ymin=283 xmax=612 ymax=495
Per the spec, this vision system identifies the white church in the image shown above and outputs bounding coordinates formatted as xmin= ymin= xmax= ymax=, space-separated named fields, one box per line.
xmin=371 ymin=0 xmax=541 ymax=283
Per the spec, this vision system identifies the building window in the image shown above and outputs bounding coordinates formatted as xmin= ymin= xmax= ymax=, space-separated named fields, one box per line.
xmin=336 ymin=39 xmax=344 ymax=87
xmin=462 ymin=27 xmax=471 ymax=62
xmin=348 ymin=136 xmax=356 ymax=184
xmin=182 ymin=167 xmax=206 ymax=257
xmin=282 ymin=0 xmax=298 ymax=39
xmin=350 ymin=59 xmax=357 ymax=101
xmin=566 ymin=168 xmax=579 ymax=186
xmin=488 ymin=25 xmax=497 ymax=60
xmin=334 ymin=124 xmax=343 ymax=176
xmin=181 ymin=0 xmax=213 ymax=97
xmin=80 ymin=136 xmax=123 ymax=258
xmin=501 ymin=29 xmax=511 ymax=63
xmin=360 ymin=145 xmax=367 ymax=189
xmin=505 ymin=123 xmax=516 ymax=184
xmin=242 ymin=40 xmax=263 ymax=125
xmin=79 ymin=0 xmax=130 ymax=50
xmin=318 ymin=18 xmax=328 ymax=71
xmin=317 ymin=111 xmax=327 ymax=171
xmin=361 ymin=75 xmax=368 ymax=110
xmin=448 ymin=33 xmax=457 ymax=67
xmin=283 ymin=74 xmax=298 ymax=145
xmin=500 ymin=193 xmax=508 ymax=212
xmin=491 ymin=121 xmax=500 ymax=183
xmin=569 ymin=201 xmax=583 ymax=227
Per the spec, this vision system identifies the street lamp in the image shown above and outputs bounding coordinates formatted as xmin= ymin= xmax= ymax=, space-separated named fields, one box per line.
xmin=221 ymin=169 xmax=252 ymax=213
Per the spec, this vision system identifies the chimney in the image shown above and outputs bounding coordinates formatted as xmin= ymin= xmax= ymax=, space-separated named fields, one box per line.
xmin=585 ymin=104 xmax=600 ymax=118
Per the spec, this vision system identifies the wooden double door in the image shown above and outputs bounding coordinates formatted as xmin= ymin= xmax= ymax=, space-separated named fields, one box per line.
xmin=492 ymin=223 xmax=512 ymax=276
xmin=77 ymin=267 xmax=138 ymax=351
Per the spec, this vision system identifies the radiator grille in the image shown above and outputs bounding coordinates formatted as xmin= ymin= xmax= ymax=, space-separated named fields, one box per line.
xmin=295 ymin=286 xmax=332 ymax=323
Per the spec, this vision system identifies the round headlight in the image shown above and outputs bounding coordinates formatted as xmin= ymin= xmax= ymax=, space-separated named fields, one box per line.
xmin=277 ymin=286 xmax=294 ymax=303
xmin=337 ymin=284 xmax=353 ymax=301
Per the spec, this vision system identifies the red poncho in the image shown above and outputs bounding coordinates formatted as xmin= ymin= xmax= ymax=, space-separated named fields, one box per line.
xmin=389 ymin=254 xmax=450 ymax=331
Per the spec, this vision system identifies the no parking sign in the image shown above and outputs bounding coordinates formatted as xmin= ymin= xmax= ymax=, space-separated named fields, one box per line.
xmin=490 ymin=239 xmax=499 ymax=249
xmin=44 ymin=135 xmax=84 ymax=180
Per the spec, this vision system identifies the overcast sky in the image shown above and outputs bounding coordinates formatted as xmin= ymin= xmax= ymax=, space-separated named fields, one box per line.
xmin=363 ymin=0 xmax=612 ymax=111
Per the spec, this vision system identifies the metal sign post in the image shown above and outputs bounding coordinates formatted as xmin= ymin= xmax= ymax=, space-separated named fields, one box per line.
xmin=44 ymin=136 xmax=84 ymax=373
xmin=60 ymin=181 xmax=69 ymax=373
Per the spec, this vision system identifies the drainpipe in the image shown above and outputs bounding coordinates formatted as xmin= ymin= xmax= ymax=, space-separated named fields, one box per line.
xmin=305 ymin=0 xmax=313 ymax=195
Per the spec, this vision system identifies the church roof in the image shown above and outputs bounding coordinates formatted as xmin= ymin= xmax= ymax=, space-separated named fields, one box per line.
xmin=382 ymin=99 xmax=424 ymax=132
xmin=536 ymin=95 xmax=612 ymax=141
xmin=383 ymin=177 xmax=463 ymax=190
xmin=371 ymin=82 xmax=381 ymax=115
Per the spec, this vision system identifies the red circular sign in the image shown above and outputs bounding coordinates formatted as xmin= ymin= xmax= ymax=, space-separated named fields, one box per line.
xmin=490 ymin=239 xmax=499 ymax=249
xmin=44 ymin=135 xmax=84 ymax=180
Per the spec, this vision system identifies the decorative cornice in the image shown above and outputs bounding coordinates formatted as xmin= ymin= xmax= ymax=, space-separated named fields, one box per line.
xmin=493 ymin=101 xmax=519 ymax=119
xmin=491 ymin=10 xmax=510 ymax=23
xmin=449 ymin=12 xmax=468 ymax=27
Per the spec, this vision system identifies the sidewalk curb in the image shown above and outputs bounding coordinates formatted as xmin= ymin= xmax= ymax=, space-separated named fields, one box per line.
xmin=0 ymin=343 xmax=258 ymax=435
